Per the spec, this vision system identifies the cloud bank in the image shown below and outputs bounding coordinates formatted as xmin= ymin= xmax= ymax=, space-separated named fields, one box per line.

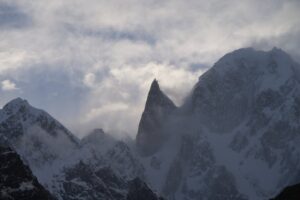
xmin=0 ymin=0 xmax=299 ymax=137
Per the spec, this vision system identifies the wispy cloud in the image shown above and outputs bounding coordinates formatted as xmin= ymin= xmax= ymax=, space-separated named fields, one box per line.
xmin=1 ymin=80 xmax=18 ymax=91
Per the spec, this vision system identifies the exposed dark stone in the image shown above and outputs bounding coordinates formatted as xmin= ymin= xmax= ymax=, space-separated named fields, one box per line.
xmin=127 ymin=178 xmax=164 ymax=200
xmin=270 ymin=183 xmax=300 ymax=200
xmin=0 ymin=144 xmax=55 ymax=200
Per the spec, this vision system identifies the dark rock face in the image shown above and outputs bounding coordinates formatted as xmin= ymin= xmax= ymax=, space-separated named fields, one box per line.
xmin=81 ymin=128 xmax=108 ymax=146
xmin=270 ymin=183 xmax=300 ymax=200
xmin=0 ymin=144 xmax=55 ymax=200
xmin=127 ymin=178 xmax=164 ymax=200
xmin=136 ymin=79 xmax=176 ymax=156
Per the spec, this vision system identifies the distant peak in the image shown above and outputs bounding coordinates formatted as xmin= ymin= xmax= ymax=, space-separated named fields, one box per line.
xmin=81 ymin=128 xmax=114 ymax=146
xmin=89 ymin=128 xmax=105 ymax=136
xmin=83 ymin=128 xmax=106 ymax=141
xmin=271 ymin=46 xmax=282 ymax=52
xmin=93 ymin=128 xmax=105 ymax=134
xmin=270 ymin=46 xmax=290 ymax=58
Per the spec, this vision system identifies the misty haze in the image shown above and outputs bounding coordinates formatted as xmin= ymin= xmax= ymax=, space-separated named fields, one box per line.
xmin=1 ymin=0 xmax=300 ymax=200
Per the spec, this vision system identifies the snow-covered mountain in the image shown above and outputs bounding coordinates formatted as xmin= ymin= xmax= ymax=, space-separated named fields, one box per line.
xmin=137 ymin=47 xmax=300 ymax=199
xmin=1 ymin=47 xmax=299 ymax=200
xmin=0 ymin=99 xmax=161 ymax=200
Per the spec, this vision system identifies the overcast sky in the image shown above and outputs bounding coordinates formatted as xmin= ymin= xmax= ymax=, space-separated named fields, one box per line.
xmin=0 ymin=0 xmax=299 ymax=137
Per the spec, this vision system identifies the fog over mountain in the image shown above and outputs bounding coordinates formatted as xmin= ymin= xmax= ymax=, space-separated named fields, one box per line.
xmin=0 ymin=0 xmax=299 ymax=137
xmin=1 ymin=47 xmax=300 ymax=199
xmin=1 ymin=0 xmax=300 ymax=199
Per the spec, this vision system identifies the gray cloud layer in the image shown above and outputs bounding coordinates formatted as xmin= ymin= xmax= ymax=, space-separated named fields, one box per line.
xmin=0 ymin=0 xmax=299 ymax=137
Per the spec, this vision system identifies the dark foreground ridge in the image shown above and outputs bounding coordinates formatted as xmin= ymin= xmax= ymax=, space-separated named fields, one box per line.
xmin=0 ymin=141 xmax=56 ymax=200
xmin=127 ymin=178 xmax=165 ymax=200
xmin=270 ymin=183 xmax=300 ymax=200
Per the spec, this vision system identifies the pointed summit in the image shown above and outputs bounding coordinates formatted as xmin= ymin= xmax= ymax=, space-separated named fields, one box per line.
xmin=271 ymin=46 xmax=285 ymax=54
xmin=136 ymin=79 xmax=176 ymax=156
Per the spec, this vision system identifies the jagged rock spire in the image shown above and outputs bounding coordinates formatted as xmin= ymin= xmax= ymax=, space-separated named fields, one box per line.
xmin=136 ymin=79 xmax=176 ymax=156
